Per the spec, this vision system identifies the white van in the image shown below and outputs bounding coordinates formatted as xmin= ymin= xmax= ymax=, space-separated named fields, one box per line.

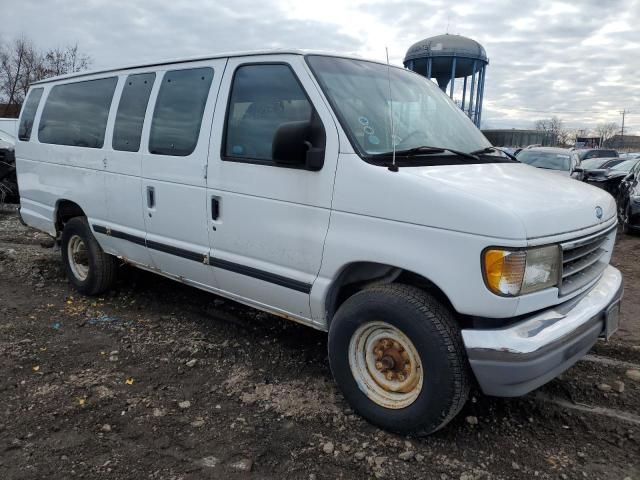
xmin=16 ymin=50 xmax=623 ymax=435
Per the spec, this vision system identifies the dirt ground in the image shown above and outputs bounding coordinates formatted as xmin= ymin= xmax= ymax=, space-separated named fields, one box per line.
xmin=1 ymin=207 xmax=639 ymax=480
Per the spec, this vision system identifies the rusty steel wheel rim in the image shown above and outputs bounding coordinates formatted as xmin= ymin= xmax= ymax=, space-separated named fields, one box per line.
xmin=68 ymin=234 xmax=89 ymax=281
xmin=348 ymin=321 xmax=423 ymax=409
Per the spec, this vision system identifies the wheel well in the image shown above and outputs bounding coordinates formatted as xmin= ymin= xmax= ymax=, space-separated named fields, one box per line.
xmin=55 ymin=200 xmax=86 ymax=236
xmin=325 ymin=262 xmax=454 ymax=324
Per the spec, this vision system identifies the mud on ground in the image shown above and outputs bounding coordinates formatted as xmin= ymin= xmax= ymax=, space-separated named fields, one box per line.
xmin=0 ymin=208 xmax=639 ymax=480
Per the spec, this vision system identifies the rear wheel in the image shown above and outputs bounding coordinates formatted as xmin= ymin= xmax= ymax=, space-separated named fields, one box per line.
xmin=328 ymin=284 xmax=469 ymax=435
xmin=61 ymin=217 xmax=118 ymax=295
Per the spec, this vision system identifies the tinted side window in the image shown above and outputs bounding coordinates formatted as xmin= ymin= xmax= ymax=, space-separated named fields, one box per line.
xmin=149 ymin=67 xmax=213 ymax=157
xmin=224 ymin=64 xmax=312 ymax=162
xmin=18 ymin=88 xmax=44 ymax=141
xmin=38 ymin=78 xmax=117 ymax=148
xmin=113 ymin=73 xmax=156 ymax=152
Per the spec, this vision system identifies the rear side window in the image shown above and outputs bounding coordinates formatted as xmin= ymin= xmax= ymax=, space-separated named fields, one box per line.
xmin=38 ymin=77 xmax=117 ymax=148
xmin=149 ymin=67 xmax=214 ymax=157
xmin=224 ymin=64 xmax=312 ymax=162
xmin=112 ymin=73 xmax=156 ymax=152
xmin=18 ymin=88 xmax=44 ymax=141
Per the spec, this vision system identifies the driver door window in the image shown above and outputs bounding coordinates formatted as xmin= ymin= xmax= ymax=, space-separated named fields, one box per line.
xmin=223 ymin=64 xmax=314 ymax=164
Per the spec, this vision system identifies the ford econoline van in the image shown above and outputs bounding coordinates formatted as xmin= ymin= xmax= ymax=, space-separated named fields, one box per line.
xmin=15 ymin=51 xmax=623 ymax=435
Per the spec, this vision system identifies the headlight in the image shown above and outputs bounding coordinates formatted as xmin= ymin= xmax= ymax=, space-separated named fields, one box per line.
xmin=482 ymin=245 xmax=561 ymax=296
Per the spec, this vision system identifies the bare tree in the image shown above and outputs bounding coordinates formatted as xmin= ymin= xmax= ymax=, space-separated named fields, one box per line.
xmin=0 ymin=38 xmax=32 ymax=115
xmin=534 ymin=116 xmax=567 ymax=146
xmin=44 ymin=44 xmax=91 ymax=77
xmin=0 ymin=37 xmax=92 ymax=116
xmin=595 ymin=122 xmax=619 ymax=146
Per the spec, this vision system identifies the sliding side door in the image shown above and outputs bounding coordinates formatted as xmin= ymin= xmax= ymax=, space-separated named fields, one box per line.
xmin=141 ymin=59 xmax=227 ymax=288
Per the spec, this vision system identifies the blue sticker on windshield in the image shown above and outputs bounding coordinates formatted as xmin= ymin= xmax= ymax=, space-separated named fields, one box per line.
xmin=368 ymin=135 xmax=380 ymax=145
xmin=358 ymin=116 xmax=369 ymax=126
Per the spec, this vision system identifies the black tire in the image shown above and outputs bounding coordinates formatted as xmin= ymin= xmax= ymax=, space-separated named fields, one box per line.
xmin=60 ymin=217 xmax=118 ymax=295
xmin=328 ymin=284 xmax=469 ymax=436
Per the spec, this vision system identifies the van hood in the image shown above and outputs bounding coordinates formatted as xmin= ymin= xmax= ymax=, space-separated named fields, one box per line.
xmin=545 ymin=169 xmax=570 ymax=177
xmin=400 ymin=162 xmax=616 ymax=239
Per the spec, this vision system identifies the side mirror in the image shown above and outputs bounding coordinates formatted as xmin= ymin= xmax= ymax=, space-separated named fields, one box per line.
xmin=572 ymin=167 xmax=584 ymax=173
xmin=272 ymin=121 xmax=325 ymax=171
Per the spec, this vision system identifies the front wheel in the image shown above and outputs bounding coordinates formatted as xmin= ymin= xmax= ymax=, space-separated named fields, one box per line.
xmin=61 ymin=217 xmax=118 ymax=295
xmin=328 ymin=284 xmax=469 ymax=436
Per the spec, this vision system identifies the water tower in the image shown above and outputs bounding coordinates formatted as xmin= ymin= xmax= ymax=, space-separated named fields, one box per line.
xmin=404 ymin=34 xmax=489 ymax=127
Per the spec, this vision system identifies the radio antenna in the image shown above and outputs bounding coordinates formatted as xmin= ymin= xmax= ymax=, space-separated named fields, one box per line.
xmin=386 ymin=47 xmax=398 ymax=172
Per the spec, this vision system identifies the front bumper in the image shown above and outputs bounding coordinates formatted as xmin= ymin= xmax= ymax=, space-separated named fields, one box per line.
xmin=462 ymin=266 xmax=623 ymax=397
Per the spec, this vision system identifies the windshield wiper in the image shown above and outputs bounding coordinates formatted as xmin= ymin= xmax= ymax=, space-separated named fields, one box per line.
xmin=372 ymin=145 xmax=480 ymax=162
xmin=470 ymin=146 xmax=519 ymax=162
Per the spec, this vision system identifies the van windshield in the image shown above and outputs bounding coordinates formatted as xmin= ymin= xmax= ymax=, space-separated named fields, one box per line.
xmin=306 ymin=55 xmax=491 ymax=160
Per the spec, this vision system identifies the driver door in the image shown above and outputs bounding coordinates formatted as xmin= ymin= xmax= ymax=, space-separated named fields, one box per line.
xmin=205 ymin=55 xmax=339 ymax=322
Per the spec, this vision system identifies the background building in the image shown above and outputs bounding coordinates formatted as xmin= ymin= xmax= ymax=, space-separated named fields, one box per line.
xmin=607 ymin=134 xmax=640 ymax=151
xmin=481 ymin=129 xmax=553 ymax=147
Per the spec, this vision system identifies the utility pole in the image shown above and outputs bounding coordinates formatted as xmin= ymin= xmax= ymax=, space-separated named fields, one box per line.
xmin=620 ymin=109 xmax=629 ymax=149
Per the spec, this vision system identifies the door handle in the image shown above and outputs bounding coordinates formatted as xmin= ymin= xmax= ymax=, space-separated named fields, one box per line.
xmin=147 ymin=186 xmax=155 ymax=208
xmin=211 ymin=197 xmax=220 ymax=220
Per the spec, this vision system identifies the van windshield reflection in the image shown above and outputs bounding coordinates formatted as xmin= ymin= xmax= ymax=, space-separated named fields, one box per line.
xmin=305 ymin=55 xmax=490 ymax=159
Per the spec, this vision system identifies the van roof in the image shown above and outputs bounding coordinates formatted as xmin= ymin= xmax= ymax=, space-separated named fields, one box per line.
xmin=31 ymin=49 xmax=400 ymax=86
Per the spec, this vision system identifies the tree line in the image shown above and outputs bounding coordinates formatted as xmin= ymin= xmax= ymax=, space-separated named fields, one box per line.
xmin=0 ymin=37 xmax=92 ymax=117
xmin=534 ymin=116 xmax=621 ymax=147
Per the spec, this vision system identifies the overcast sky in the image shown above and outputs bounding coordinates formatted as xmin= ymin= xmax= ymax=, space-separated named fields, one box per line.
xmin=5 ymin=0 xmax=640 ymax=133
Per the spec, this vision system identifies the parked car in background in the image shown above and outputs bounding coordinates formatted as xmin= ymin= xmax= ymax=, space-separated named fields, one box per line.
xmin=580 ymin=157 xmax=627 ymax=171
xmin=583 ymin=158 xmax=640 ymax=197
xmin=0 ymin=129 xmax=17 ymax=203
xmin=501 ymin=147 xmax=522 ymax=156
xmin=0 ymin=118 xmax=18 ymax=137
xmin=516 ymin=147 xmax=580 ymax=177
xmin=620 ymin=152 xmax=640 ymax=161
xmin=617 ymin=160 xmax=640 ymax=234
xmin=575 ymin=148 xmax=619 ymax=161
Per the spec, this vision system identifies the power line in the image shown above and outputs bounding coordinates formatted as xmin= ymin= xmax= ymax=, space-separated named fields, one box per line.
xmin=620 ymin=109 xmax=630 ymax=147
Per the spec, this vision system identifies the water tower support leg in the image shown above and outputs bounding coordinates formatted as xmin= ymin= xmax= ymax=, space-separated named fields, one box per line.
xmin=468 ymin=60 xmax=477 ymax=120
xmin=461 ymin=75 xmax=467 ymax=110
xmin=474 ymin=67 xmax=480 ymax=124
xmin=449 ymin=57 xmax=457 ymax=98
xmin=476 ymin=66 xmax=486 ymax=127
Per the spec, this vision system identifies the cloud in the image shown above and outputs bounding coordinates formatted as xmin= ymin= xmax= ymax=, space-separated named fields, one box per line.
xmin=4 ymin=0 xmax=640 ymax=132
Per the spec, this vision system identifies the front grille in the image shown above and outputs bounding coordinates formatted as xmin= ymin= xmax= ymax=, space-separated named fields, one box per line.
xmin=559 ymin=225 xmax=615 ymax=296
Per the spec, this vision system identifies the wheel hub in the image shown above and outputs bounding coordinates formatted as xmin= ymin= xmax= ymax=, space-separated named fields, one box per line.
xmin=67 ymin=235 xmax=89 ymax=281
xmin=348 ymin=322 xmax=423 ymax=409
xmin=373 ymin=339 xmax=410 ymax=382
